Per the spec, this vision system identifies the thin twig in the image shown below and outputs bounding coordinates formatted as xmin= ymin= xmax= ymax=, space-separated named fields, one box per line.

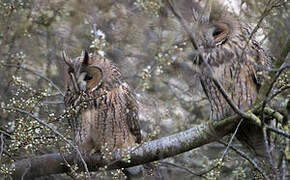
xmin=239 ymin=0 xmax=286 ymax=64
xmin=0 ymin=107 xmax=91 ymax=180
xmin=197 ymin=164 xmax=217 ymax=176
xmin=0 ymin=129 xmax=11 ymax=137
xmin=260 ymin=63 xmax=289 ymax=176
xmin=218 ymin=140 xmax=270 ymax=180
xmin=261 ymin=63 xmax=289 ymax=112
xmin=220 ymin=119 xmax=244 ymax=161
xmin=197 ymin=119 xmax=244 ymax=176
xmin=262 ymin=127 xmax=276 ymax=176
xmin=0 ymin=133 xmax=4 ymax=164
xmin=240 ymin=0 xmax=273 ymax=58
xmin=3 ymin=63 xmax=64 ymax=96
xmin=269 ymin=85 xmax=290 ymax=100
xmin=160 ymin=161 xmax=202 ymax=177
xmin=281 ymin=137 xmax=288 ymax=180
xmin=41 ymin=101 xmax=64 ymax=105
xmin=267 ymin=126 xmax=290 ymax=139
xmin=60 ymin=149 xmax=78 ymax=180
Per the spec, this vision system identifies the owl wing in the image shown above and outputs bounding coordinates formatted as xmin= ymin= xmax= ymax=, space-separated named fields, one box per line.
xmin=127 ymin=105 xmax=142 ymax=144
xmin=123 ymin=86 xmax=142 ymax=144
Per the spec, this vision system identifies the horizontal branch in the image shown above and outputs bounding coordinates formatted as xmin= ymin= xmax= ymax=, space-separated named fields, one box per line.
xmin=12 ymin=114 xmax=240 ymax=179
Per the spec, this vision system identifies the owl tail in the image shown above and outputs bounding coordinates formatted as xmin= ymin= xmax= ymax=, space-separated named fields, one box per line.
xmin=236 ymin=121 xmax=269 ymax=159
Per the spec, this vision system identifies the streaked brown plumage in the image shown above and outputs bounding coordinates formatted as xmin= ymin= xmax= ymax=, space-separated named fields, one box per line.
xmin=63 ymin=50 xmax=141 ymax=154
xmin=195 ymin=12 xmax=271 ymax=157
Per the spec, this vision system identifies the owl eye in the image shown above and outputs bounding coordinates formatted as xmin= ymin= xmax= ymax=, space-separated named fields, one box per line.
xmin=84 ymin=73 xmax=93 ymax=81
xmin=213 ymin=27 xmax=223 ymax=37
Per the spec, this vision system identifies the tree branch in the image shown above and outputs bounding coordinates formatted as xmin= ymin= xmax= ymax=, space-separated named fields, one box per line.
xmin=0 ymin=133 xmax=4 ymax=165
xmin=6 ymin=107 xmax=287 ymax=179
xmin=0 ymin=107 xmax=90 ymax=179
xmin=11 ymin=113 xmax=241 ymax=179
xmin=3 ymin=63 xmax=64 ymax=96
xmin=218 ymin=140 xmax=270 ymax=180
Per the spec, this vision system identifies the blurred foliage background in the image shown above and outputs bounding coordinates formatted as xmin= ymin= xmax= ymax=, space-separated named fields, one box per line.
xmin=0 ymin=0 xmax=289 ymax=179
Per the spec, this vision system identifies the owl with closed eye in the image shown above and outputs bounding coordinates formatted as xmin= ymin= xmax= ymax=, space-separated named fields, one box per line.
xmin=190 ymin=4 xmax=272 ymax=159
xmin=63 ymin=50 xmax=141 ymax=154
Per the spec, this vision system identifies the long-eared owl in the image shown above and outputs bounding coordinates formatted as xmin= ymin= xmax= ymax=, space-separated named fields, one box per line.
xmin=191 ymin=5 xmax=272 ymax=158
xmin=63 ymin=50 xmax=141 ymax=154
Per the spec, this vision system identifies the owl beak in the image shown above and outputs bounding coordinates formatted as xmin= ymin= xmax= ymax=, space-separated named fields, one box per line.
xmin=77 ymin=72 xmax=88 ymax=91
xmin=62 ymin=50 xmax=80 ymax=93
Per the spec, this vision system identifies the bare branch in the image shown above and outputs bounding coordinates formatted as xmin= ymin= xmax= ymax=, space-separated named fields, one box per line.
xmin=4 ymin=104 xmax=285 ymax=179
xmin=262 ymin=126 xmax=276 ymax=176
xmin=220 ymin=119 xmax=244 ymax=161
xmin=259 ymin=63 xmax=289 ymax=176
xmin=160 ymin=161 xmax=202 ymax=177
xmin=0 ymin=107 xmax=91 ymax=180
xmin=0 ymin=133 xmax=4 ymax=165
xmin=270 ymin=85 xmax=290 ymax=101
xmin=11 ymin=112 xmax=242 ymax=179
xmin=197 ymin=119 xmax=244 ymax=176
xmin=261 ymin=63 xmax=289 ymax=112
xmin=218 ymin=141 xmax=270 ymax=180
xmin=241 ymin=0 xmax=274 ymax=55
xmin=41 ymin=101 xmax=64 ymax=105
xmin=267 ymin=126 xmax=290 ymax=139
xmin=281 ymin=137 xmax=288 ymax=180
xmin=3 ymin=63 xmax=65 ymax=96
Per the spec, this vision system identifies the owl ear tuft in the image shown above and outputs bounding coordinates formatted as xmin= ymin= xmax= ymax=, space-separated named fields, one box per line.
xmin=82 ymin=50 xmax=91 ymax=65
xmin=62 ymin=50 xmax=73 ymax=68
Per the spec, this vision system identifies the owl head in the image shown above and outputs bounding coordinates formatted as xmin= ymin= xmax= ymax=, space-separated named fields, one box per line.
xmin=191 ymin=2 xmax=241 ymax=50
xmin=62 ymin=50 xmax=103 ymax=93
